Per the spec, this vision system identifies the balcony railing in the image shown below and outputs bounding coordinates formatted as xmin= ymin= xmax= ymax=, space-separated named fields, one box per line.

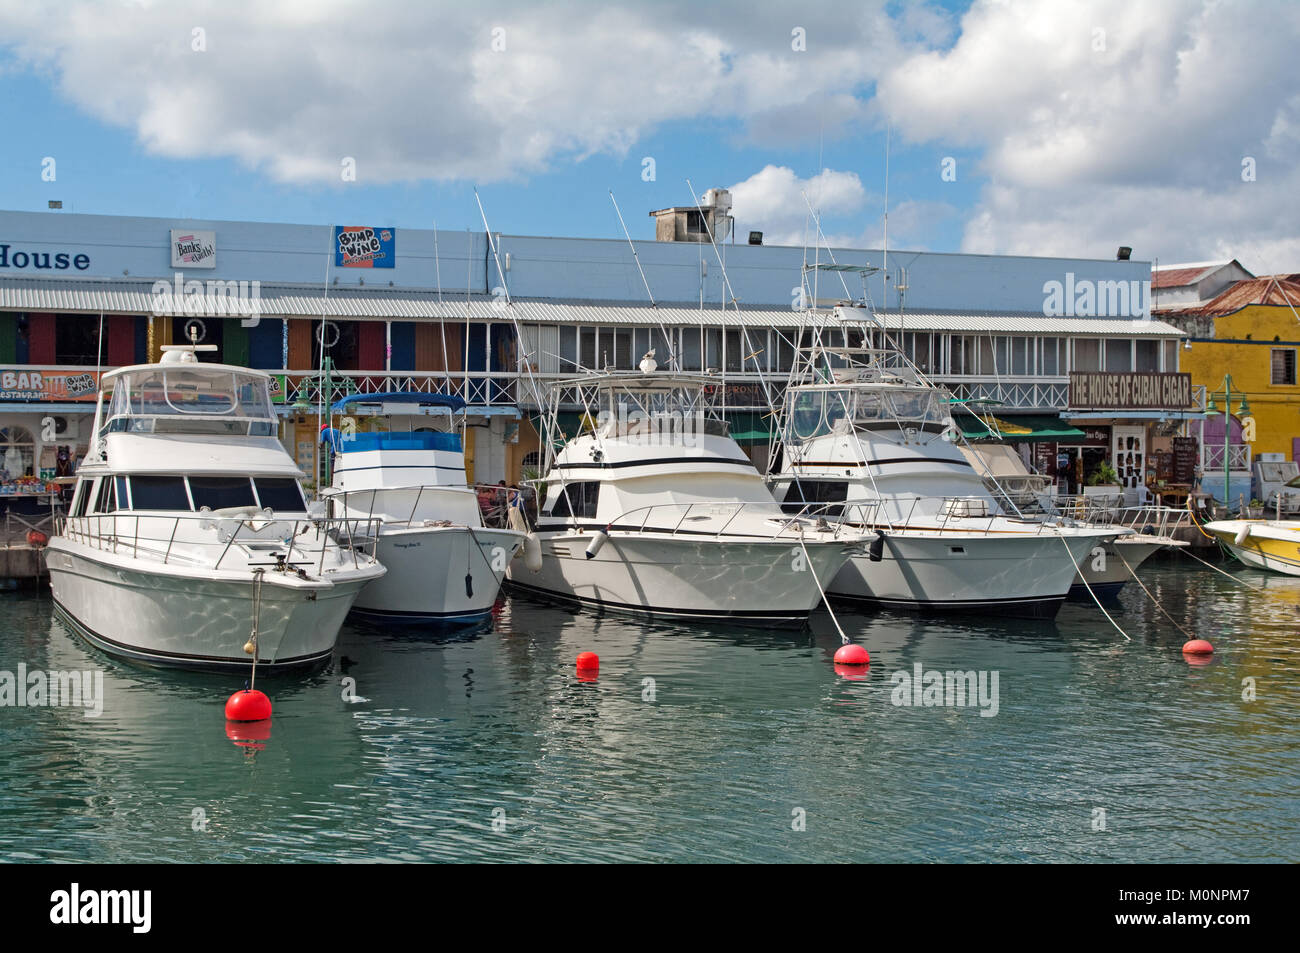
xmin=1202 ymin=443 xmax=1252 ymax=471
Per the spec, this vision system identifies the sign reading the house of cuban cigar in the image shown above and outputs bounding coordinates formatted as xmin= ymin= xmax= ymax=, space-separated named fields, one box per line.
xmin=334 ymin=226 xmax=394 ymax=268
xmin=171 ymin=230 xmax=216 ymax=268
xmin=1068 ymin=372 xmax=1193 ymax=410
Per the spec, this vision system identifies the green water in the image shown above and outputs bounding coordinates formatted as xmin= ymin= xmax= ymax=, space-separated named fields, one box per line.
xmin=1 ymin=559 xmax=1296 ymax=862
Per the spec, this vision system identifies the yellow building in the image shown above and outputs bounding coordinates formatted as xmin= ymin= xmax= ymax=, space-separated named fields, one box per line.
xmin=1159 ymin=275 xmax=1300 ymax=501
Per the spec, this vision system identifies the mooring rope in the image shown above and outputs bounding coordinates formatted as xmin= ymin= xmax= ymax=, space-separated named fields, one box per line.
xmin=1114 ymin=547 xmax=1196 ymax=641
xmin=796 ymin=524 xmax=849 ymax=645
xmin=246 ymin=568 xmax=265 ymax=690
xmin=1059 ymin=536 xmax=1130 ymax=641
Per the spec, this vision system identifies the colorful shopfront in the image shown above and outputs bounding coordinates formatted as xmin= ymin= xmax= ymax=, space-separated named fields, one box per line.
xmin=0 ymin=367 xmax=99 ymax=501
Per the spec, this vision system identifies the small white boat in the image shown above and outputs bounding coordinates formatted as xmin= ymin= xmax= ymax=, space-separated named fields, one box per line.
xmin=507 ymin=370 xmax=865 ymax=625
xmin=1203 ymin=518 xmax=1300 ymax=575
xmin=320 ymin=392 xmax=526 ymax=624
xmin=45 ymin=344 xmax=385 ymax=671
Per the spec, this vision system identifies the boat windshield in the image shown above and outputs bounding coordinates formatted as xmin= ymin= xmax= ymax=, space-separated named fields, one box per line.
xmin=789 ymin=386 xmax=947 ymax=438
xmin=102 ymin=367 xmax=278 ymax=436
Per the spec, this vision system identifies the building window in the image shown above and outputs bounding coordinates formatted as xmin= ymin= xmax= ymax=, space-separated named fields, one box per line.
xmin=681 ymin=328 xmax=702 ymax=370
xmin=1271 ymin=348 xmax=1297 ymax=385
xmin=558 ymin=326 xmax=578 ymax=372
xmin=1105 ymin=338 xmax=1133 ymax=372
xmin=579 ymin=327 xmax=597 ymax=370
xmin=55 ymin=314 xmax=102 ymax=365
xmin=1073 ymin=338 xmax=1100 ymax=372
xmin=1135 ymin=339 xmax=1159 ymax=372
xmin=1011 ymin=337 xmax=1030 ymax=375
xmin=0 ymin=425 xmax=35 ymax=480
xmin=1040 ymin=338 xmax=1061 ymax=375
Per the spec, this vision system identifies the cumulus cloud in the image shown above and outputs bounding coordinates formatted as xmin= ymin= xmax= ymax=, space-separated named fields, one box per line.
xmin=0 ymin=0 xmax=917 ymax=185
xmin=876 ymin=0 xmax=1300 ymax=264
xmin=727 ymin=165 xmax=869 ymax=246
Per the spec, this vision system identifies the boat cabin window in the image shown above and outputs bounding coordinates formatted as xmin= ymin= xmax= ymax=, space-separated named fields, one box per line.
xmin=129 ymin=475 xmax=192 ymax=511
xmin=70 ymin=479 xmax=91 ymax=517
xmin=253 ymin=478 xmax=306 ymax=512
xmin=781 ymin=479 xmax=849 ymax=515
xmin=188 ymin=476 xmax=257 ymax=510
xmin=92 ymin=476 xmax=117 ymax=513
xmin=550 ymin=481 xmax=600 ymax=520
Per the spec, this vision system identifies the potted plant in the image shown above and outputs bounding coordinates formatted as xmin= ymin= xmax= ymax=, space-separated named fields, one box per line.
xmin=1247 ymin=498 xmax=1265 ymax=518
xmin=1082 ymin=461 xmax=1122 ymax=509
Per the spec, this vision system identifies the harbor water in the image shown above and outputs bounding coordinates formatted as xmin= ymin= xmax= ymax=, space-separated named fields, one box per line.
xmin=1 ymin=558 xmax=1296 ymax=863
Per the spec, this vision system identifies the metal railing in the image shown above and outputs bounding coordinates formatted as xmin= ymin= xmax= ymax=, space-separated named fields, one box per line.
xmin=325 ymin=483 xmax=533 ymax=531
xmin=55 ymin=511 xmax=382 ymax=575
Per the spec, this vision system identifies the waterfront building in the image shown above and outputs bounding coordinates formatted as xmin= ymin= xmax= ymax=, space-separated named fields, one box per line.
xmin=0 ymin=207 xmax=1195 ymax=507
xmin=1156 ymin=272 xmax=1300 ymax=504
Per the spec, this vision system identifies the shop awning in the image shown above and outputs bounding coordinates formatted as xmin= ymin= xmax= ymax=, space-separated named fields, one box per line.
xmin=956 ymin=413 xmax=1085 ymax=442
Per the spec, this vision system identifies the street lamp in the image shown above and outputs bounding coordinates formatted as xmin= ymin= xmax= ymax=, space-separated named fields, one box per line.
xmin=1204 ymin=374 xmax=1250 ymax=513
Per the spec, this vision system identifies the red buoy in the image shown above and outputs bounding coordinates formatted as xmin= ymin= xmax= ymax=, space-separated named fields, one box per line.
xmin=225 ymin=689 xmax=272 ymax=722
xmin=833 ymin=643 xmax=870 ymax=665
xmin=26 ymin=529 xmax=48 ymax=547
xmin=1182 ymin=639 xmax=1214 ymax=656
xmin=576 ymin=651 xmax=599 ymax=670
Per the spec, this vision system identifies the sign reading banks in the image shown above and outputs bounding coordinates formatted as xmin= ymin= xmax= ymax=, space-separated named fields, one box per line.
xmin=0 ymin=244 xmax=90 ymax=271
xmin=170 ymin=229 xmax=216 ymax=269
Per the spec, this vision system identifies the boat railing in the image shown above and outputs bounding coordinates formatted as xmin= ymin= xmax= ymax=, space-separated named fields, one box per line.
xmin=785 ymin=494 xmax=1082 ymax=538
xmin=1113 ymin=504 xmax=1192 ymax=538
xmin=55 ymin=511 xmax=382 ymax=575
xmin=566 ymin=499 xmax=868 ymax=542
xmin=324 ymin=483 xmax=533 ymax=530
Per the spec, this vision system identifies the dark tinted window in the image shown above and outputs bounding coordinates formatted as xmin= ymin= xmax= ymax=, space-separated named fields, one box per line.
xmin=130 ymin=476 xmax=192 ymax=511
xmin=92 ymin=477 xmax=116 ymax=513
xmin=254 ymin=478 xmax=305 ymax=512
xmin=71 ymin=479 xmax=91 ymax=517
xmin=781 ymin=479 xmax=848 ymax=515
xmin=550 ymin=482 xmax=600 ymax=520
xmin=189 ymin=476 xmax=256 ymax=510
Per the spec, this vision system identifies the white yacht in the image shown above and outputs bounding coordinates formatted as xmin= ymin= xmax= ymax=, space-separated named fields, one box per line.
xmin=768 ymin=337 xmax=1122 ymax=618
xmin=45 ymin=345 xmax=385 ymax=671
xmin=959 ymin=443 xmax=1188 ymax=598
xmin=320 ymin=392 xmax=526 ymax=624
xmin=506 ymin=370 xmax=864 ymax=624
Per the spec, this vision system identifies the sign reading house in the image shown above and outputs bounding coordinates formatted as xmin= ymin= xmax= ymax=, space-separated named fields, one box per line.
xmin=170 ymin=229 xmax=216 ymax=268
xmin=1069 ymin=372 xmax=1193 ymax=410
xmin=334 ymin=226 xmax=394 ymax=268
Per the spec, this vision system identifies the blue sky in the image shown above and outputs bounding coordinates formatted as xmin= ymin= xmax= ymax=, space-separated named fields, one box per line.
xmin=0 ymin=1 xmax=1296 ymax=267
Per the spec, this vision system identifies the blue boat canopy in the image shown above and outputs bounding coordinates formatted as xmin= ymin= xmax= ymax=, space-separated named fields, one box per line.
xmin=330 ymin=391 xmax=467 ymax=413
xmin=321 ymin=427 xmax=462 ymax=454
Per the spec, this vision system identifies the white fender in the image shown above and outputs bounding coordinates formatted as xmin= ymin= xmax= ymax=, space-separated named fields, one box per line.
xmin=584 ymin=530 xmax=609 ymax=560
xmin=1234 ymin=524 xmax=1251 ymax=546
xmin=523 ymin=533 xmax=543 ymax=573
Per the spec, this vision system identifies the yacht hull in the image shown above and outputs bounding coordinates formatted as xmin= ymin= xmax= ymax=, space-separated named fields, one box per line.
xmin=45 ymin=542 xmax=372 ymax=672
xmin=1068 ymin=536 xmax=1181 ymax=599
xmin=827 ymin=529 xmax=1109 ymax=619
xmin=507 ymin=530 xmax=858 ymax=625
xmin=351 ymin=525 xmax=525 ymax=624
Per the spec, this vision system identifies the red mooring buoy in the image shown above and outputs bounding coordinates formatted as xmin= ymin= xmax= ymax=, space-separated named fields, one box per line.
xmin=833 ymin=643 xmax=870 ymax=665
xmin=225 ymin=689 xmax=272 ymax=722
xmin=1182 ymin=639 xmax=1214 ymax=656
xmin=576 ymin=651 xmax=599 ymax=670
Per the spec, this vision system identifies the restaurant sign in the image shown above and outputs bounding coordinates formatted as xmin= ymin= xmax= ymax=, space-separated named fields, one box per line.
xmin=0 ymin=369 xmax=100 ymax=402
xmin=334 ymin=226 xmax=395 ymax=268
xmin=1068 ymin=372 xmax=1192 ymax=410
xmin=170 ymin=229 xmax=216 ymax=268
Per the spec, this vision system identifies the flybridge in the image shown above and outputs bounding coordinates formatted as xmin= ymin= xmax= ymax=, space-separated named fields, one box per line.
xmin=0 ymin=243 xmax=90 ymax=270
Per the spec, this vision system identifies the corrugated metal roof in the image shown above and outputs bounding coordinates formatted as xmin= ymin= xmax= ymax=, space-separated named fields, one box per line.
xmin=1151 ymin=263 xmax=1226 ymax=288
xmin=0 ymin=276 xmax=1181 ymax=335
xmin=1154 ymin=275 xmax=1300 ymax=318
xmin=870 ymin=311 xmax=1182 ymax=336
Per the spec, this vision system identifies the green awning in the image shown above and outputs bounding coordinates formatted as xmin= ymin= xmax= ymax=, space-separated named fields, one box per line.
xmin=956 ymin=413 xmax=1084 ymax=443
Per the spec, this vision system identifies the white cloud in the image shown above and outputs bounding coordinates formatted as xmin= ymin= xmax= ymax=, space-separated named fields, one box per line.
xmin=727 ymin=165 xmax=869 ymax=246
xmin=0 ymin=0 xmax=921 ymax=185
xmin=877 ymin=0 xmax=1300 ymax=265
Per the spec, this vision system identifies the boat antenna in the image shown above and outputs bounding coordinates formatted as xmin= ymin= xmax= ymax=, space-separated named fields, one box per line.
xmin=685 ymin=178 xmax=778 ymax=419
xmin=433 ymin=219 xmax=451 ymax=388
xmin=883 ymin=122 xmax=890 ymax=311
xmin=315 ymin=227 xmax=334 ymax=494
xmin=473 ymin=188 xmax=547 ymax=416
xmin=609 ymin=189 xmax=679 ymax=371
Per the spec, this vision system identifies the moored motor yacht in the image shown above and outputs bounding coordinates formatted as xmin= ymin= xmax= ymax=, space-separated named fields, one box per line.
xmin=44 ymin=344 xmax=385 ymax=671
xmin=320 ymin=392 xmax=526 ymax=624
xmin=1202 ymin=518 xmax=1300 ymax=575
xmin=506 ymin=369 xmax=865 ymax=624
xmin=768 ymin=331 xmax=1122 ymax=618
